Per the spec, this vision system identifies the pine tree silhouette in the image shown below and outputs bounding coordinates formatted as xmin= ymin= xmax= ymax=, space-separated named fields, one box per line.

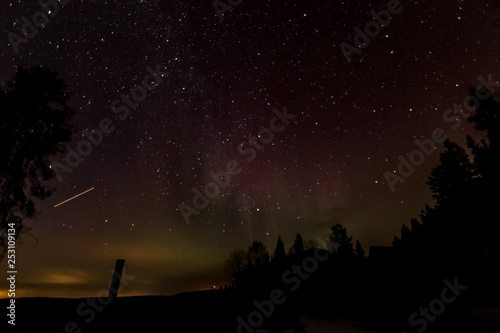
xmin=273 ymin=236 xmax=286 ymax=261
xmin=289 ymin=233 xmax=304 ymax=255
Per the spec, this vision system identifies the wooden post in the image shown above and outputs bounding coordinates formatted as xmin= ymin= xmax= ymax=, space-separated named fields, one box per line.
xmin=109 ymin=259 xmax=125 ymax=299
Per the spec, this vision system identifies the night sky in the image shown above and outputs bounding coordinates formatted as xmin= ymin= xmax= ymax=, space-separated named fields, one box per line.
xmin=1 ymin=0 xmax=499 ymax=298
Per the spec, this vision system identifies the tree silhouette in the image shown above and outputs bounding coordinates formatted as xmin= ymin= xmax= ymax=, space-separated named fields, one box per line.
xmin=0 ymin=66 xmax=74 ymax=259
xmin=329 ymin=224 xmax=354 ymax=256
xmin=426 ymin=139 xmax=475 ymax=207
xmin=466 ymin=89 xmax=500 ymax=191
xmin=247 ymin=241 xmax=269 ymax=268
xmin=393 ymin=216 xmax=424 ymax=252
xmin=272 ymin=236 xmax=285 ymax=261
xmin=467 ymin=88 xmax=500 ymax=149
xmin=288 ymin=233 xmax=304 ymax=255
xmin=465 ymin=88 xmax=500 ymax=257
xmin=224 ymin=249 xmax=247 ymax=286
xmin=466 ymin=90 xmax=500 ymax=188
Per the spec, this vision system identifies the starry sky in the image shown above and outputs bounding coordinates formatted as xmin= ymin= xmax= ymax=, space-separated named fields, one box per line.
xmin=0 ymin=0 xmax=499 ymax=298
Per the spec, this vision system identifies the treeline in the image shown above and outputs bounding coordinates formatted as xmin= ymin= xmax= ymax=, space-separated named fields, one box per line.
xmin=223 ymin=225 xmax=365 ymax=288
xmin=392 ymin=88 xmax=500 ymax=275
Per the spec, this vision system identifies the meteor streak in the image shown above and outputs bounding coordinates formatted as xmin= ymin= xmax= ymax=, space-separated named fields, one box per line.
xmin=54 ymin=187 xmax=94 ymax=208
